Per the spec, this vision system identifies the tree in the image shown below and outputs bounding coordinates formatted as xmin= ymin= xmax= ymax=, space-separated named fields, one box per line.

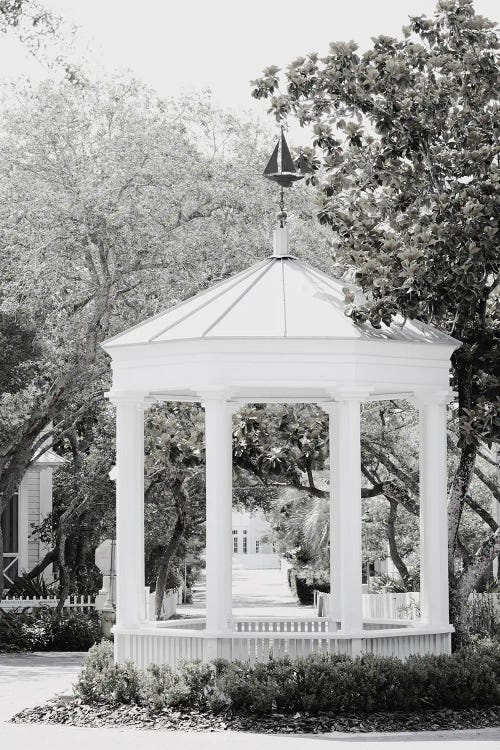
xmin=145 ymin=403 xmax=206 ymax=618
xmin=0 ymin=76 xmax=327 ymax=597
xmin=251 ymin=0 xmax=499 ymax=634
xmin=0 ymin=79 xmax=263 ymax=595
xmin=0 ymin=0 xmax=84 ymax=84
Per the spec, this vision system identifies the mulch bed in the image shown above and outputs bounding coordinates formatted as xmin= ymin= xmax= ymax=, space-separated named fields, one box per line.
xmin=11 ymin=698 xmax=500 ymax=734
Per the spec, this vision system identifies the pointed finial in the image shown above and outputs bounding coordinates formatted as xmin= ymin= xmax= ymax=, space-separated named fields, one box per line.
xmin=263 ymin=127 xmax=304 ymax=232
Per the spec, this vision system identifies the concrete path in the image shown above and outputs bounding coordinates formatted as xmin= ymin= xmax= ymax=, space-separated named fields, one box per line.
xmin=0 ymin=651 xmax=84 ymax=721
xmin=179 ymin=564 xmax=314 ymax=618
xmin=1 ymin=649 xmax=500 ymax=748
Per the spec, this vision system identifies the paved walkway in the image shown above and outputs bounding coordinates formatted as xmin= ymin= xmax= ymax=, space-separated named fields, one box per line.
xmin=0 ymin=651 xmax=84 ymax=722
xmin=179 ymin=565 xmax=313 ymax=618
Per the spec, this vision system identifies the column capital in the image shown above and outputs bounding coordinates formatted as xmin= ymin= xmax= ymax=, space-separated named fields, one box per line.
xmin=198 ymin=388 xmax=238 ymax=412
xmin=105 ymin=391 xmax=148 ymax=409
xmin=325 ymin=386 xmax=373 ymax=404
xmin=413 ymin=388 xmax=456 ymax=407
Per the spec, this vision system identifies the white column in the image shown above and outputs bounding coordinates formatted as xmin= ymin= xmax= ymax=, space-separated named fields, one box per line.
xmin=325 ymin=403 xmax=341 ymax=625
xmin=113 ymin=396 xmax=146 ymax=630
xmin=417 ymin=391 xmax=450 ymax=627
xmin=329 ymin=394 xmax=364 ymax=634
xmin=203 ymin=395 xmax=233 ymax=633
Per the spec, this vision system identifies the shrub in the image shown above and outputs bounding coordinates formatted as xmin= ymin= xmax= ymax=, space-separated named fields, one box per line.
xmin=463 ymin=594 xmax=500 ymax=641
xmin=75 ymin=641 xmax=142 ymax=705
xmin=0 ymin=608 xmax=102 ymax=652
xmin=287 ymin=567 xmax=329 ymax=605
xmin=140 ymin=664 xmax=176 ymax=711
xmin=74 ymin=640 xmax=500 ymax=716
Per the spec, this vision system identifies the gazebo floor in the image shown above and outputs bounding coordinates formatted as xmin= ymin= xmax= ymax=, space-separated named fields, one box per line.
xmin=114 ymin=616 xmax=453 ymax=668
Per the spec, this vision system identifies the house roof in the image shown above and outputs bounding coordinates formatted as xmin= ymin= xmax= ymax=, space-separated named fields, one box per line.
xmin=32 ymin=448 xmax=66 ymax=468
xmin=102 ymin=254 xmax=459 ymax=349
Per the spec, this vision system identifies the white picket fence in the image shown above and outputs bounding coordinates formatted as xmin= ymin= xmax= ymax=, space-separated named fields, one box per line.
xmin=315 ymin=590 xmax=500 ymax=621
xmin=0 ymin=594 xmax=95 ymax=612
xmin=362 ymin=592 xmax=420 ymax=620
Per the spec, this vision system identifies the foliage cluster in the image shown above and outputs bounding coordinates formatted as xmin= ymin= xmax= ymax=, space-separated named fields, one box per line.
xmin=0 ymin=607 xmax=101 ymax=652
xmin=76 ymin=640 xmax=500 ymax=716
xmin=251 ymin=0 xmax=500 ymax=621
xmin=463 ymin=595 xmax=500 ymax=642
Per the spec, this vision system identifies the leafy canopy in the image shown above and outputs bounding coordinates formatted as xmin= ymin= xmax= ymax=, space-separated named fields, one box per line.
xmin=252 ymin=0 xmax=499 ymax=446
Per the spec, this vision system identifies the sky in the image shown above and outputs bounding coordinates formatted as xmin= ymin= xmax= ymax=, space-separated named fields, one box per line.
xmin=1 ymin=0 xmax=498 ymax=141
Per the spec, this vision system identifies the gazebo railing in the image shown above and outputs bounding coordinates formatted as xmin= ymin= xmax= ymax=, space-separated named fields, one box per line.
xmin=152 ymin=615 xmax=413 ymax=633
xmin=234 ymin=616 xmax=330 ymax=633
xmin=114 ymin=622 xmax=453 ymax=667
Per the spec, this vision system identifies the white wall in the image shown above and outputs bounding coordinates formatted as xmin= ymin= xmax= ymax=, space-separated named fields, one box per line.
xmin=26 ymin=470 xmax=40 ymax=571
xmin=16 ymin=468 xmax=53 ymax=578
xmin=231 ymin=509 xmax=280 ymax=569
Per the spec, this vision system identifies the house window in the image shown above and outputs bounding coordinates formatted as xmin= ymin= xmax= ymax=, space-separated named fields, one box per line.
xmin=243 ymin=530 xmax=247 ymax=554
xmin=255 ymin=539 xmax=260 ymax=554
xmin=1 ymin=491 xmax=18 ymax=554
xmin=232 ymin=530 xmax=238 ymax=554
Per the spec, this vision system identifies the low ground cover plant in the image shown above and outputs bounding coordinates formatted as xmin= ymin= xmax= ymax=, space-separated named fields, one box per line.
xmin=0 ymin=608 xmax=102 ymax=652
xmin=75 ymin=639 xmax=500 ymax=716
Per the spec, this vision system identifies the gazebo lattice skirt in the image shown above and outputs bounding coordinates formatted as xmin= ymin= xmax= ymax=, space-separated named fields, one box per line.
xmin=114 ymin=617 xmax=453 ymax=669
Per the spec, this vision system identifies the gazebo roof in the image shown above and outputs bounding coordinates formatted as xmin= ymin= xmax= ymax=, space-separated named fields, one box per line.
xmin=103 ymin=253 xmax=457 ymax=349
xmin=102 ymin=227 xmax=460 ymax=403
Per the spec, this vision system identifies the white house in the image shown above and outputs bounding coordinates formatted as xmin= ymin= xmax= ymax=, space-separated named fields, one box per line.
xmin=231 ymin=509 xmax=280 ymax=569
xmin=1 ymin=448 xmax=65 ymax=589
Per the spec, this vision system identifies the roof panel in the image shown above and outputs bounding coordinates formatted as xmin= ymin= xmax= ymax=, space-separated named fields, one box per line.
xmin=284 ymin=260 xmax=361 ymax=338
xmin=207 ymin=260 xmax=285 ymax=337
xmin=156 ymin=261 xmax=273 ymax=341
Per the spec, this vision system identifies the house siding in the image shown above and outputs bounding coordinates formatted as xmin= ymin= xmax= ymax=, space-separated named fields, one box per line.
xmin=26 ymin=470 xmax=40 ymax=571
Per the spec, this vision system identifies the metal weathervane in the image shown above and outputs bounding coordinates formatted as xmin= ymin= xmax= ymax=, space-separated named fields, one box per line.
xmin=263 ymin=127 xmax=304 ymax=228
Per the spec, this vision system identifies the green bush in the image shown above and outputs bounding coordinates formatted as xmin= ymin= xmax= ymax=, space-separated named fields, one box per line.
xmin=75 ymin=639 xmax=500 ymax=716
xmin=75 ymin=641 xmax=142 ymax=704
xmin=463 ymin=595 xmax=500 ymax=641
xmin=140 ymin=664 xmax=177 ymax=711
xmin=0 ymin=608 xmax=102 ymax=652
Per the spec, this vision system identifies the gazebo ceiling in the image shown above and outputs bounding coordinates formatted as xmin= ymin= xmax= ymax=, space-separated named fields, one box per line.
xmin=103 ymin=255 xmax=458 ymax=348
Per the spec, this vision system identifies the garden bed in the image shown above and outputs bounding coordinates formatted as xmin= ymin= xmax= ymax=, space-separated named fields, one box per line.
xmin=12 ymin=699 xmax=500 ymax=735
xmin=11 ymin=639 xmax=500 ymax=736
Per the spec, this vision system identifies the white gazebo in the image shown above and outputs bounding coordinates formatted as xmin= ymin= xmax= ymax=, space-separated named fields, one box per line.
xmin=102 ymin=226 xmax=460 ymax=668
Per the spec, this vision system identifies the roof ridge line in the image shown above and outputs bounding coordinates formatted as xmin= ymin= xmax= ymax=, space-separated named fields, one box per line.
xmin=148 ymin=259 xmax=271 ymax=343
xmin=292 ymin=257 xmax=345 ymax=294
xmin=289 ymin=258 xmax=347 ymax=308
xmin=201 ymin=259 xmax=275 ymax=337
xmin=281 ymin=258 xmax=287 ymax=337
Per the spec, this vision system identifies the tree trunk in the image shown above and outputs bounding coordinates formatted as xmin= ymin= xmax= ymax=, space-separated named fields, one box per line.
xmin=0 ymin=521 xmax=3 ymax=599
xmin=448 ymin=441 xmax=477 ymax=566
xmin=386 ymin=498 xmax=410 ymax=583
xmin=154 ymin=513 xmax=185 ymax=619
xmin=55 ymin=527 xmax=71 ymax=613
xmin=7 ymin=548 xmax=57 ymax=595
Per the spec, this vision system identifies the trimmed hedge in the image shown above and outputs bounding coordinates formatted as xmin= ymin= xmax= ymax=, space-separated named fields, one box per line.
xmin=0 ymin=608 xmax=102 ymax=652
xmin=75 ymin=639 xmax=500 ymax=716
